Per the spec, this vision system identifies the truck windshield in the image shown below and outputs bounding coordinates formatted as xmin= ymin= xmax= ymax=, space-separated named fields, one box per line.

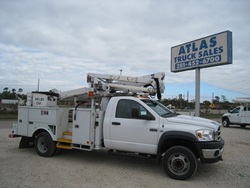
xmin=141 ymin=99 xmax=177 ymax=118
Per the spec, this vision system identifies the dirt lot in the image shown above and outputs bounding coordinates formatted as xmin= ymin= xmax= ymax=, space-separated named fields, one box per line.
xmin=0 ymin=120 xmax=250 ymax=188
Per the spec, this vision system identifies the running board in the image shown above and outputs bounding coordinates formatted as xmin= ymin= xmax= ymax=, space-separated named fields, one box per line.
xmin=108 ymin=150 xmax=154 ymax=159
xmin=57 ymin=143 xmax=72 ymax=150
xmin=56 ymin=138 xmax=72 ymax=150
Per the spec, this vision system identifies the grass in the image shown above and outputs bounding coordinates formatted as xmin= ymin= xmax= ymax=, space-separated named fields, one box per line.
xmin=0 ymin=114 xmax=18 ymax=120
xmin=200 ymin=113 xmax=222 ymax=119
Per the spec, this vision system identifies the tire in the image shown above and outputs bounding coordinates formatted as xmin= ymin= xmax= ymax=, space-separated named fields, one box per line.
xmin=34 ymin=132 xmax=56 ymax=157
xmin=222 ymin=118 xmax=230 ymax=127
xmin=240 ymin=125 xmax=246 ymax=128
xmin=163 ymin=146 xmax=197 ymax=180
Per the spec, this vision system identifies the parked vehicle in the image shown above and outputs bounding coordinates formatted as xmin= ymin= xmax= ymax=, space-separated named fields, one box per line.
xmin=10 ymin=72 xmax=224 ymax=180
xmin=222 ymin=105 xmax=250 ymax=128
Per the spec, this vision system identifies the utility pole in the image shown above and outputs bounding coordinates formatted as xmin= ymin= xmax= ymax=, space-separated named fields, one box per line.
xmin=37 ymin=78 xmax=40 ymax=91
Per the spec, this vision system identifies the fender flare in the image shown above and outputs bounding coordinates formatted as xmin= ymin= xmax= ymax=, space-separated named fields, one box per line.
xmin=222 ymin=116 xmax=230 ymax=122
xmin=156 ymin=131 xmax=201 ymax=164
xmin=32 ymin=127 xmax=55 ymax=141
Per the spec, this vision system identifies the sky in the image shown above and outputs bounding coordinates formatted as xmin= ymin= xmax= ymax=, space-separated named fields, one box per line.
xmin=0 ymin=0 xmax=250 ymax=102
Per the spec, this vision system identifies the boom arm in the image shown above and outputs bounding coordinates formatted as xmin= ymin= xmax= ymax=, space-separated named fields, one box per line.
xmin=26 ymin=72 xmax=165 ymax=106
xmin=59 ymin=87 xmax=94 ymax=100
xmin=87 ymin=72 xmax=165 ymax=99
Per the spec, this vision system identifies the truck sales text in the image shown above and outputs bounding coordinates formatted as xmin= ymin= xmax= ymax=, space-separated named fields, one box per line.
xmin=174 ymin=36 xmax=224 ymax=69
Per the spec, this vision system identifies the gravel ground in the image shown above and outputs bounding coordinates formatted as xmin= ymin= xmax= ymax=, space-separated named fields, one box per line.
xmin=0 ymin=120 xmax=250 ymax=188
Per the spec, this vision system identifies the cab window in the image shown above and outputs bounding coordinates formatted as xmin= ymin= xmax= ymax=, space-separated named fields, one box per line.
xmin=116 ymin=99 xmax=150 ymax=119
xmin=231 ymin=107 xmax=240 ymax=113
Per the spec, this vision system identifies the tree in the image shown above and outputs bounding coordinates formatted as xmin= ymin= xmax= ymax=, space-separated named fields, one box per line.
xmin=221 ymin=95 xmax=227 ymax=102
xmin=10 ymin=88 xmax=16 ymax=99
xmin=3 ymin=87 xmax=8 ymax=92
xmin=18 ymin=88 xmax=23 ymax=93
xmin=0 ymin=87 xmax=26 ymax=100
xmin=2 ymin=87 xmax=10 ymax=98
xmin=214 ymin=96 xmax=220 ymax=103
xmin=203 ymin=100 xmax=211 ymax=107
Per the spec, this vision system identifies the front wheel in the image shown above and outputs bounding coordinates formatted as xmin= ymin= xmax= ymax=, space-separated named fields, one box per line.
xmin=222 ymin=118 xmax=230 ymax=127
xmin=34 ymin=132 xmax=56 ymax=157
xmin=163 ymin=146 xmax=197 ymax=180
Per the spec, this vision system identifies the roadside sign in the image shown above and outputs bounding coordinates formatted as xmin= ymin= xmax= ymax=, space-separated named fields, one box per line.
xmin=171 ymin=31 xmax=232 ymax=72
xmin=209 ymin=103 xmax=215 ymax=108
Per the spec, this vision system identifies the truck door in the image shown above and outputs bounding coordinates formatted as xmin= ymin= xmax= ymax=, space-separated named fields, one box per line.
xmin=108 ymin=99 xmax=159 ymax=155
xmin=229 ymin=107 xmax=241 ymax=124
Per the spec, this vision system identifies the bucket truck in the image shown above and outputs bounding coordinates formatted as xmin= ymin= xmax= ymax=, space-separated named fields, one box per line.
xmin=10 ymin=72 xmax=224 ymax=180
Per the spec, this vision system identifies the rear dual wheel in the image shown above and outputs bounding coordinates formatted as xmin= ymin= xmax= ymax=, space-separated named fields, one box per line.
xmin=34 ymin=132 xmax=56 ymax=157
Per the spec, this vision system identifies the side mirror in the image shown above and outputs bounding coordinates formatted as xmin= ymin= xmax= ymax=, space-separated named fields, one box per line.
xmin=140 ymin=115 xmax=155 ymax=120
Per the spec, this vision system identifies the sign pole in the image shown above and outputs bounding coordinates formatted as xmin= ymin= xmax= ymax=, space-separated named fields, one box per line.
xmin=195 ymin=68 xmax=200 ymax=117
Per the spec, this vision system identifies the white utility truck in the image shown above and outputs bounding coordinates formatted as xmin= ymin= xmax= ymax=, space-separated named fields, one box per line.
xmin=222 ymin=98 xmax=250 ymax=128
xmin=10 ymin=72 xmax=224 ymax=180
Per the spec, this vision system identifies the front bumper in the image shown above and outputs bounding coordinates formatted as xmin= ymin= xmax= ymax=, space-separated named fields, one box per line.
xmin=197 ymin=138 xmax=224 ymax=163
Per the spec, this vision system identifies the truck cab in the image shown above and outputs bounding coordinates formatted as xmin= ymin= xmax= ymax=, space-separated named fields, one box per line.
xmin=103 ymin=96 xmax=224 ymax=179
xmin=222 ymin=105 xmax=250 ymax=128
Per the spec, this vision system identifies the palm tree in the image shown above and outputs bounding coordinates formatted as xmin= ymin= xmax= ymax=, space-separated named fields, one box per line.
xmin=18 ymin=88 xmax=23 ymax=93
xmin=3 ymin=87 xmax=8 ymax=92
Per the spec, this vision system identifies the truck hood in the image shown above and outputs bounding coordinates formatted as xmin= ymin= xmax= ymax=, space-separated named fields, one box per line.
xmin=166 ymin=115 xmax=220 ymax=129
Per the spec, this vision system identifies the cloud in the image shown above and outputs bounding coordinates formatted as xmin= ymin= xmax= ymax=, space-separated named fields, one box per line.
xmin=0 ymin=0 xmax=250 ymax=100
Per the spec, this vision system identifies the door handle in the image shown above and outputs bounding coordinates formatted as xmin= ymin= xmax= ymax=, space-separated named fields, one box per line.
xmin=149 ymin=128 xmax=158 ymax=132
xmin=112 ymin=122 xmax=121 ymax=125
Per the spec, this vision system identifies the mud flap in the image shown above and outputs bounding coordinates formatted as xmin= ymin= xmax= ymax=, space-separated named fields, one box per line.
xmin=19 ymin=137 xmax=34 ymax=149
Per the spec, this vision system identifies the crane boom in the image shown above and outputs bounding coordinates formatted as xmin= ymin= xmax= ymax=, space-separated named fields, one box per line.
xmin=26 ymin=72 xmax=165 ymax=106
xmin=87 ymin=72 xmax=165 ymax=98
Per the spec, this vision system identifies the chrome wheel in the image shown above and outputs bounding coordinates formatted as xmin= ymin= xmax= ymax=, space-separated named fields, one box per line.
xmin=163 ymin=146 xmax=197 ymax=180
xmin=168 ymin=153 xmax=190 ymax=176
xmin=37 ymin=136 xmax=48 ymax=153
xmin=35 ymin=132 xmax=56 ymax=157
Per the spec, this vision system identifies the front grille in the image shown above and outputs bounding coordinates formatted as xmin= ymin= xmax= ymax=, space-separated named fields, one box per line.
xmin=215 ymin=126 xmax=221 ymax=141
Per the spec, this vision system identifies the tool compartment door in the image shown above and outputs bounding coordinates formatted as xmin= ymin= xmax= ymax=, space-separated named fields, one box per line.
xmin=72 ymin=109 xmax=95 ymax=146
xmin=17 ymin=106 xmax=29 ymax=136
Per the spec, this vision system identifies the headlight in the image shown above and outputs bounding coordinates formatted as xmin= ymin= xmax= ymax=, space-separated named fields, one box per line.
xmin=196 ymin=129 xmax=215 ymax=141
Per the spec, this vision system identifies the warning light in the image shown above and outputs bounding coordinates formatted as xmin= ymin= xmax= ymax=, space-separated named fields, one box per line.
xmin=88 ymin=91 xmax=94 ymax=97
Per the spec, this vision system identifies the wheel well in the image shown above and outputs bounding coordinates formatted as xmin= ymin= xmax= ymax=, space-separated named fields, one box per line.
xmin=32 ymin=129 xmax=49 ymax=140
xmin=222 ymin=116 xmax=229 ymax=121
